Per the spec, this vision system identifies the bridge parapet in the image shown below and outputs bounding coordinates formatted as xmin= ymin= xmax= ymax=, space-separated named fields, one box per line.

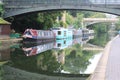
xmin=3 ymin=0 xmax=120 ymax=9
xmin=83 ymin=18 xmax=119 ymax=22
xmin=3 ymin=0 xmax=92 ymax=8
xmin=83 ymin=18 xmax=119 ymax=27
xmin=2 ymin=0 xmax=120 ymax=18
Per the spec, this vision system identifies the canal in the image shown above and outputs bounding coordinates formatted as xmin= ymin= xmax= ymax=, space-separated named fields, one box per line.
xmin=0 ymin=32 xmax=116 ymax=80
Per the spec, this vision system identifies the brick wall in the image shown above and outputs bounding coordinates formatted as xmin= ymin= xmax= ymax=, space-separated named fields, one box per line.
xmin=1 ymin=25 xmax=11 ymax=35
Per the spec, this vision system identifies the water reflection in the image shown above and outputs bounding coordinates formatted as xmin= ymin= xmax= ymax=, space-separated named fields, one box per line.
xmin=54 ymin=38 xmax=73 ymax=50
xmin=22 ymin=38 xmax=83 ymax=57
xmin=22 ymin=42 xmax=55 ymax=56
xmin=0 ymin=48 xmax=10 ymax=61
xmin=0 ymin=42 xmax=20 ymax=61
xmin=8 ymin=37 xmax=96 ymax=74
xmin=0 ymin=34 xmax=108 ymax=80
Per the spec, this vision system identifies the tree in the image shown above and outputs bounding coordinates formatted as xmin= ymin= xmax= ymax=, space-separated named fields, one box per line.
xmin=74 ymin=13 xmax=84 ymax=29
xmin=6 ymin=11 xmax=62 ymax=32
xmin=37 ymin=11 xmax=62 ymax=30
xmin=66 ymin=12 xmax=74 ymax=26
xmin=0 ymin=2 xmax=4 ymax=17
xmin=116 ymin=16 xmax=120 ymax=30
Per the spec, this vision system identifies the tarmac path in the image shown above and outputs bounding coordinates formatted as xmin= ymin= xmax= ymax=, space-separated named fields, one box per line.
xmin=90 ymin=35 xmax=119 ymax=80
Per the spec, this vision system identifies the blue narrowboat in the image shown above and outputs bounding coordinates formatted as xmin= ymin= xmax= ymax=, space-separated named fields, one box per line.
xmin=51 ymin=27 xmax=73 ymax=39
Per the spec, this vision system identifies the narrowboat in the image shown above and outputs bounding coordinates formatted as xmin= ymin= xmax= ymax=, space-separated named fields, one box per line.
xmin=73 ymin=29 xmax=82 ymax=38
xmin=72 ymin=37 xmax=82 ymax=45
xmin=88 ymin=30 xmax=94 ymax=36
xmin=22 ymin=29 xmax=55 ymax=43
xmin=51 ymin=27 xmax=73 ymax=39
xmin=88 ymin=30 xmax=94 ymax=39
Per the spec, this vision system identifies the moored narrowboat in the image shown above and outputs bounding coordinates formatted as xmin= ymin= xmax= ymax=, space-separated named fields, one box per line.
xmin=73 ymin=29 xmax=82 ymax=38
xmin=51 ymin=27 xmax=73 ymax=39
xmin=22 ymin=29 xmax=55 ymax=43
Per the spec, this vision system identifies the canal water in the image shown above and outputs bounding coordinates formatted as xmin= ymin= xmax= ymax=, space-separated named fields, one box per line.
xmin=0 ymin=32 xmax=116 ymax=80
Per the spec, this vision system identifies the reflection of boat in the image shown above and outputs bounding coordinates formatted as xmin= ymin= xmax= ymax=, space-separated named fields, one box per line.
xmin=72 ymin=37 xmax=82 ymax=45
xmin=88 ymin=35 xmax=94 ymax=39
xmin=22 ymin=42 xmax=54 ymax=56
xmin=54 ymin=39 xmax=68 ymax=50
xmin=54 ymin=38 xmax=73 ymax=50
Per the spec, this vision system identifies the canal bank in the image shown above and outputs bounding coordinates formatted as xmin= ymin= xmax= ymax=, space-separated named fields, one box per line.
xmin=0 ymin=35 xmax=22 ymax=43
xmin=89 ymin=35 xmax=118 ymax=80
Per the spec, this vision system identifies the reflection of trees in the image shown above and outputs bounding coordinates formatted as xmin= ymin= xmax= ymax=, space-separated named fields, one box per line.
xmin=8 ymin=48 xmax=62 ymax=74
xmin=5 ymin=43 xmax=98 ymax=75
xmin=37 ymin=50 xmax=62 ymax=73
xmin=64 ymin=44 xmax=96 ymax=74
xmin=88 ymin=33 xmax=109 ymax=47
xmin=88 ymin=23 xmax=109 ymax=47
xmin=10 ymin=48 xmax=37 ymax=72
xmin=0 ymin=65 xmax=4 ymax=80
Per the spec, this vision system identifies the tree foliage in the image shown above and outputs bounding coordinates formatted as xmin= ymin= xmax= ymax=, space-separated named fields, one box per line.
xmin=0 ymin=2 xmax=3 ymax=17
xmin=116 ymin=16 xmax=120 ymax=30
xmin=63 ymin=43 xmax=98 ymax=74
xmin=9 ymin=48 xmax=62 ymax=74
xmin=6 ymin=11 xmax=62 ymax=32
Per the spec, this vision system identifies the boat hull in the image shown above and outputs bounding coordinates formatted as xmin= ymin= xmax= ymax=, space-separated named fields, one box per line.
xmin=23 ymin=38 xmax=55 ymax=43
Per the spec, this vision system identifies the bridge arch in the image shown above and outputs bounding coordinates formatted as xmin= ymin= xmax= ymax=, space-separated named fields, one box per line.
xmin=4 ymin=5 xmax=120 ymax=18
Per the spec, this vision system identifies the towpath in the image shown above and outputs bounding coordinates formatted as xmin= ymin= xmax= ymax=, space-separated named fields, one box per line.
xmin=90 ymin=35 xmax=120 ymax=80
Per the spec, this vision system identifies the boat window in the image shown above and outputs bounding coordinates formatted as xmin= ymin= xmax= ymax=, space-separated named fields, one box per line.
xmin=58 ymin=31 xmax=61 ymax=35
xmin=50 ymin=32 xmax=51 ymax=35
xmin=40 ymin=31 xmax=42 ymax=36
xmin=64 ymin=41 xmax=66 ymax=44
xmin=25 ymin=31 xmax=31 ymax=35
xmin=57 ymin=43 xmax=61 ymax=47
xmin=44 ymin=32 xmax=46 ymax=36
xmin=64 ymin=31 xmax=66 ymax=36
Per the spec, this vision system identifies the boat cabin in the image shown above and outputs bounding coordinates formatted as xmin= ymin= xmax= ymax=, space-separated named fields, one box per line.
xmin=51 ymin=27 xmax=73 ymax=39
